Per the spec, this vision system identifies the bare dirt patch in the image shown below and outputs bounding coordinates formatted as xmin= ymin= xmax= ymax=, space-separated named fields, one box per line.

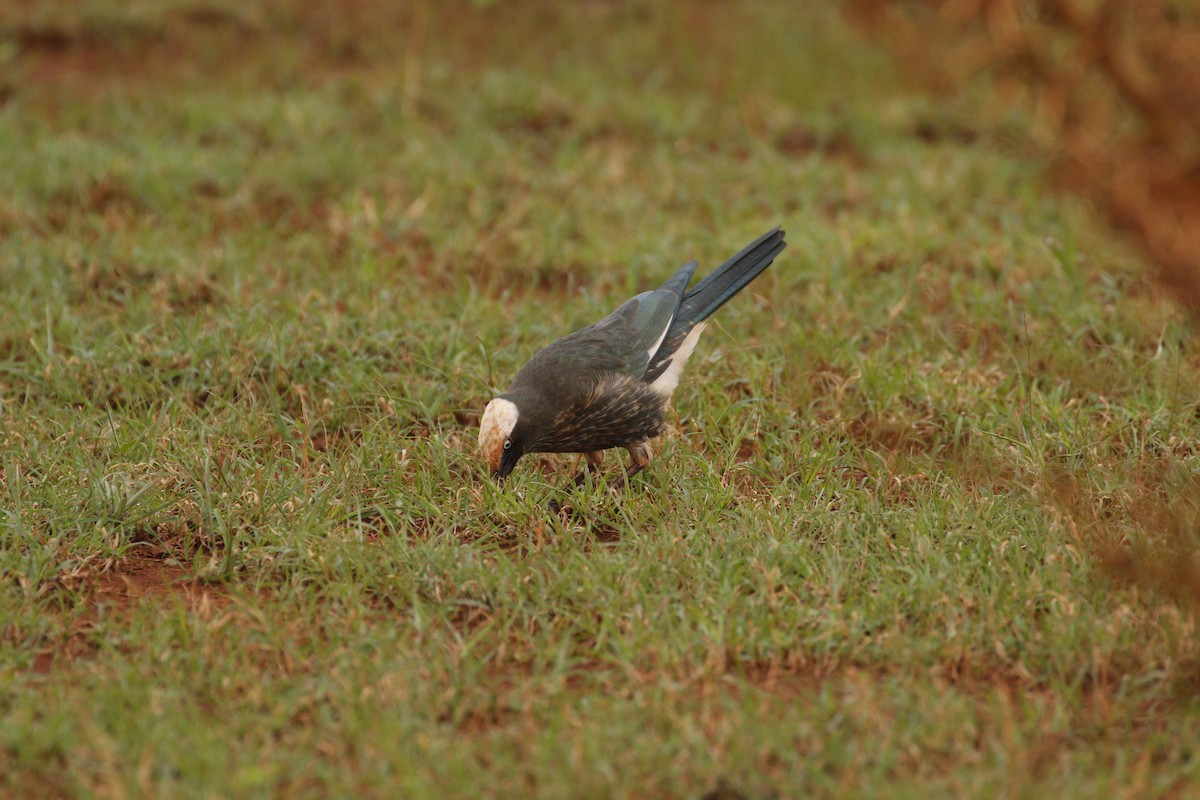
xmin=91 ymin=554 xmax=227 ymax=610
xmin=30 ymin=552 xmax=231 ymax=674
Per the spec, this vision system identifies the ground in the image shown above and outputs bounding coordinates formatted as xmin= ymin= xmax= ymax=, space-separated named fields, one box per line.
xmin=1 ymin=1 xmax=1199 ymax=798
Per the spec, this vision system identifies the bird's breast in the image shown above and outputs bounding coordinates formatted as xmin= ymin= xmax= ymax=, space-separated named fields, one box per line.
xmin=537 ymin=376 xmax=668 ymax=454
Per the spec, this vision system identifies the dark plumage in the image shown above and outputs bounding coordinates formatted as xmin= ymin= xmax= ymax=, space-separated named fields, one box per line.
xmin=479 ymin=227 xmax=787 ymax=483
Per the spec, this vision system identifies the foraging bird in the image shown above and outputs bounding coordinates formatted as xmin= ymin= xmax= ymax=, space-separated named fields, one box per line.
xmin=479 ymin=227 xmax=786 ymax=484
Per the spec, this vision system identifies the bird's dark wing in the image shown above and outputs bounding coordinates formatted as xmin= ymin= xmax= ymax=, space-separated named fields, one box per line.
xmin=509 ymin=261 xmax=696 ymax=401
xmin=572 ymin=258 xmax=697 ymax=377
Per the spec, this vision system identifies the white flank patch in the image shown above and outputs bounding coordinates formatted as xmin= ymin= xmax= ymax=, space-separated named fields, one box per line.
xmin=479 ymin=398 xmax=520 ymax=469
xmin=649 ymin=321 xmax=706 ymax=397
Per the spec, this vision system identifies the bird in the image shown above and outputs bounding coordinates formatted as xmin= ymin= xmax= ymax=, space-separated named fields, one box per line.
xmin=479 ymin=227 xmax=786 ymax=485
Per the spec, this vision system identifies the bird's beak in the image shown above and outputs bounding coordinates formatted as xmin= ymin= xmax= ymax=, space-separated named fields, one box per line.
xmin=492 ymin=447 xmax=520 ymax=482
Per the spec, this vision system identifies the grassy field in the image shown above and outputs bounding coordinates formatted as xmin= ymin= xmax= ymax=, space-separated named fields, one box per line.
xmin=2 ymin=1 xmax=1200 ymax=797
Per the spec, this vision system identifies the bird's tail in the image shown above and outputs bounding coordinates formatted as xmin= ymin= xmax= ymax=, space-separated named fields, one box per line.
xmin=678 ymin=227 xmax=786 ymax=323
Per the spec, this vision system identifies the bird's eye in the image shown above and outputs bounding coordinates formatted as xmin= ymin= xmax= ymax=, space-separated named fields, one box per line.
xmin=503 ymin=439 xmax=512 ymax=450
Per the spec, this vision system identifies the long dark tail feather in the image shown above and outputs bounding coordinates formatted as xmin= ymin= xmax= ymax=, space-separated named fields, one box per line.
xmin=642 ymin=228 xmax=786 ymax=384
xmin=678 ymin=227 xmax=786 ymax=324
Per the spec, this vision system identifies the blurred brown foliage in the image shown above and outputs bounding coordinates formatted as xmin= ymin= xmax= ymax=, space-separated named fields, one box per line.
xmin=1053 ymin=466 xmax=1200 ymax=611
xmin=847 ymin=0 xmax=1200 ymax=309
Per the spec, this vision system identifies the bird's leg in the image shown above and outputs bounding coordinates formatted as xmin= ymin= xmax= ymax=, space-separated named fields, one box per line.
xmin=572 ymin=451 xmax=606 ymax=486
xmin=609 ymin=440 xmax=653 ymax=490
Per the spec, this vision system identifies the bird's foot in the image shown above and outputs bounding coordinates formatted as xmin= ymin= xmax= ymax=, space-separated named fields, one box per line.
xmin=606 ymin=463 xmax=647 ymax=492
xmin=612 ymin=440 xmax=652 ymax=491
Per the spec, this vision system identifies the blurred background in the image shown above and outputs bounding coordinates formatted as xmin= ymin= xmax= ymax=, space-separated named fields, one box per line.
xmin=852 ymin=0 xmax=1200 ymax=308
xmin=6 ymin=0 xmax=1199 ymax=299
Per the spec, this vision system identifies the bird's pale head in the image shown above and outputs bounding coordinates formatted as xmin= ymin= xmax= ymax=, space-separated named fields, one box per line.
xmin=479 ymin=397 xmax=522 ymax=480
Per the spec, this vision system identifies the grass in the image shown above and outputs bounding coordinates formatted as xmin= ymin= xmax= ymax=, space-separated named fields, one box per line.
xmin=2 ymin=1 xmax=1200 ymax=797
